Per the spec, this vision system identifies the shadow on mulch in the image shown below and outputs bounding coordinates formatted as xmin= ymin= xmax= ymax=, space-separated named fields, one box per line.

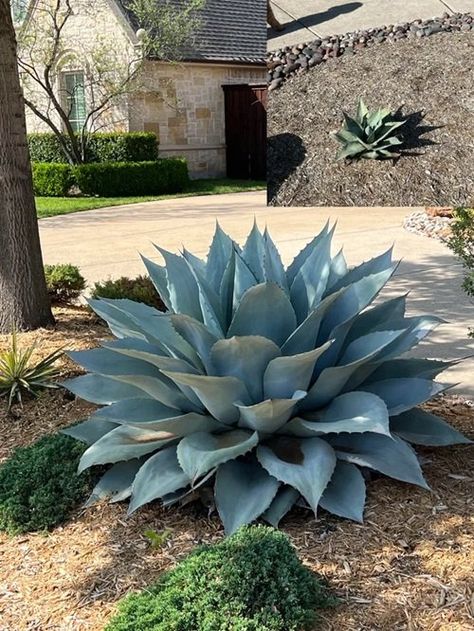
xmin=267 ymin=132 xmax=306 ymax=204
xmin=396 ymin=108 xmax=442 ymax=156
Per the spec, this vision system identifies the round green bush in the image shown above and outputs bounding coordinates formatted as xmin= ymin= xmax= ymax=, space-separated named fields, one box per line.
xmin=0 ymin=433 xmax=93 ymax=535
xmin=105 ymin=525 xmax=335 ymax=631
xmin=91 ymin=275 xmax=166 ymax=311
xmin=44 ymin=263 xmax=86 ymax=304
xmin=32 ymin=162 xmax=75 ymax=196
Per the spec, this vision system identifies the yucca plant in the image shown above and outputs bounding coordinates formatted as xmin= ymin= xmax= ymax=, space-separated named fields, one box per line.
xmin=63 ymin=222 xmax=470 ymax=534
xmin=0 ymin=332 xmax=63 ymax=409
xmin=333 ymin=99 xmax=405 ymax=160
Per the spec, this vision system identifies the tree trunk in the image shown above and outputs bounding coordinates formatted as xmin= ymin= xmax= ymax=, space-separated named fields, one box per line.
xmin=0 ymin=0 xmax=54 ymax=332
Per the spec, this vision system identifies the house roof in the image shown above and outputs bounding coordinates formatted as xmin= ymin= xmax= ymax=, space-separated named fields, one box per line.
xmin=117 ymin=0 xmax=266 ymax=65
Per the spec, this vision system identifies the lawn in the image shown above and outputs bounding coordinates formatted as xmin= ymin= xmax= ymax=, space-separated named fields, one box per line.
xmin=35 ymin=178 xmax=266 ymax=218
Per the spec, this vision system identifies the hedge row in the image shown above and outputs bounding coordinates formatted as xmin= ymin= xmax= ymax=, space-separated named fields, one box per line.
xmin=28 ymin=132 xmax=158 ymax=164
xmin=32 ymin=159 xmax=189 ymax=197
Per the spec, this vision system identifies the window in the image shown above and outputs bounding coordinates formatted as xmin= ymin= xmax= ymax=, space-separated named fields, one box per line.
xmin=63 ymin=72 xmax=86 ymax=132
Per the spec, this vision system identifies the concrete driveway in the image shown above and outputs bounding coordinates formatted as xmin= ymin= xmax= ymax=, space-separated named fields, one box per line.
xmin=268 ymin=0 xmax=473 ymax=48
xmin=39 ymin=191 xmax=473 ymax=395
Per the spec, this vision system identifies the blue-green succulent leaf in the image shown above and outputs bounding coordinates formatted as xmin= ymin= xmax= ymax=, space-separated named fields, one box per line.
xmin=331 ymin=433 xmax=429 ymax=489
xmin=182 ymin=247 xmax=206 ymax=276
xmin=262 ymin=486 xmax=300 ymax=527
xmin=162 ymin=371 xmax=251 ymax=424
xmin=365 ymin=358 xmax=454 ymax=383
xmin=140 ymin=255 xmax=172 ymax=310
xmin=68 ymin=348 xmax=161 ymax=378
xmin=219 ymin=248 xmax=236 ymax=325
xmin=177 ymin=430 xmax=258 ymax=481
xmin=210 ymin=336 xmax=281 ymax=402
xmin=207 ymin=222 xmax=236 ymax=293
xmin=228 ymin=283 xmax=297 ymax=346
xmin=233 ymin=249 xmax=258 ymax=309
xmin=286 ymin=221 xmax=330 ymax=285
xmin=101 ymin=344 xmax=200 ymax=376
xmin=155 ymin=246 xmax=202 ymax=320
xmin=263 ymin=227 xmax=288 ymax=290
xmin=128 ymin=446 xmax=190 ymax=515
xmin=85 ymin=459 xmax=144 ymax=506
xmin=170 ymin=314 xmax=219 ymax=372
xmin=215 ymin=460 xmax=280 ymax=534
xmin=359 ymin=378 xmax=448 ymax=416
xmin=326 ymin=247 xmax=393 ymax=295
xmin=90 ymin=399 xmax=181 ymax=423
xmin=236 ymin=392 xmax=306 ymax=433
xmin=257 ymin=437 xmax=337 ymax=514
xmin=241 ymin=221 xmax=266 ymax=282
xmin=62 ymin=418 xmax=117 ymax=444
xmin=184 ymin=258 xmax=225 ymax=338
xmin=264 ymin=342 xmax=332 ymax=399
xmin=391 ymin=408 xmax=472 ymax=446
xmin=285 ymin=391 xmax=390 ymax=436
xmin=78 ymin=425 xmax=174 ymax=472
xmin=319 ymin=461 xmax=366 ymax=522
xmin=327 ymin=248 xmax=348 ymax=290
xmin=64 ymin=374 xmax=147 ymax=404
xmin=344 ymin=294 xmax=407 ymax=344
xmin=107 ymin=374 xmax=197 ymax=411
xmin=124 ymin=412 xmax=223 ymax=434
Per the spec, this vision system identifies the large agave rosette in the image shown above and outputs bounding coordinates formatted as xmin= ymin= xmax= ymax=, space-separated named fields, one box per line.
xmin=63 ymin=222 xmax=470 ymax=533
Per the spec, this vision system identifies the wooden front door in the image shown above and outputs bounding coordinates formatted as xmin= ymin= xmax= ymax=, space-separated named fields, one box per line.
xmin=223 ymin=84 xmax=267 ymax=180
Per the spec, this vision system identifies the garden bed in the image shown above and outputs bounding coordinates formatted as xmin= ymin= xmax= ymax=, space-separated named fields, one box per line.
xmin=0 ymin=309 xmax=472 ymax=630
xmin=268 ymin=30 xmax=474 ymax=207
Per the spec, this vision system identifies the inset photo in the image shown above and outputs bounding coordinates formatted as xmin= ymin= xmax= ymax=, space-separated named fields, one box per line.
xmin=267 ymin=2 xmax=474 ymax=207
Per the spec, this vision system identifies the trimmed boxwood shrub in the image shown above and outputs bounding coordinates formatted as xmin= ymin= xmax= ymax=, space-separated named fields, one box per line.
xmin=0 ymin=433 xmax=93 ymax=535
xmin=91 ymin=275 xmax=166 ymax=311
xmin=28 ymin=132 xmax=158 ymax=164
xmin=32 ymin=162 xmax=75 ymax=196
xmin=74 ymin=158 xmax=189 ymax=196
xmin=44 ymin=263 xmax=86 ymax=304
xmin=105 ymin=525 xmax=336 ymax=631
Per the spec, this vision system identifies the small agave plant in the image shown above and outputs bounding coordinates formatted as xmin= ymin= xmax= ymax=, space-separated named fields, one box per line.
xmin=63 ymin=222 xmax=470 ymax=534
xmin=333 ymin=98 xmax=406 ymax=160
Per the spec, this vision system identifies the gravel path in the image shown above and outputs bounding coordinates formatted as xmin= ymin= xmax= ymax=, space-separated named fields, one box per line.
xmin=268 ymin=30 xmax=474 ymax=207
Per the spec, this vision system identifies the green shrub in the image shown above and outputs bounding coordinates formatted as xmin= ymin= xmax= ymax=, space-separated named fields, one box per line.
xmin=32 ymin=162 xmax=75 ymax=196
xmin=0 ymin=434 xmax=92 ymax=534
xmin=446 ymin=208 xmax=474 ymax=337
xmin=66 ymin=223 xmax=470 ymax=534
xmin=28 ymin=132 xmax=158 ymax=164
xmin=105 ymin=525 xmax=335 ymax=631
xmin=91 ymin=275 xmax=166 ymax=311
xmin=74 ymin=159 xmax=189 ymax=196
xmin=44 ymin=264 xmax=86 ymax=304
xmin=0 ymin=332 xmax=62 ymax=409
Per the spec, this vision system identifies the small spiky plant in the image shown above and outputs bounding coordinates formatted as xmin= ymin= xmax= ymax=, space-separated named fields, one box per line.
xmin=64 ymin=222 xmax=470 ymax=534
xmin=333 ymin=99 xmax=405 ymax=160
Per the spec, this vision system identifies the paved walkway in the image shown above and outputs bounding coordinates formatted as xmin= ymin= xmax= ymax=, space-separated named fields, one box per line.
xmin=268 ymin=0 xmax=473 ymax=49
xmin=39 ymin=191 xmax=473 ymax=395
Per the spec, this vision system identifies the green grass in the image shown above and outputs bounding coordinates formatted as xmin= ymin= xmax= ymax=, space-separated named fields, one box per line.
xmin=35 ymin=178 xmax=266 ymax=218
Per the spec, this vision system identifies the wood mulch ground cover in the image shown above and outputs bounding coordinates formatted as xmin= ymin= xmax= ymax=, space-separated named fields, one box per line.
xmin=268 ymin=31 xmax=474 ymax=207
xmin=0 ymin=308 xmax=472 ymax=630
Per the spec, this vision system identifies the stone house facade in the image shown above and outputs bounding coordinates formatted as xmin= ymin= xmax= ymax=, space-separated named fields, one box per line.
xmin=18 ymin=0 xmax=267 ymax=178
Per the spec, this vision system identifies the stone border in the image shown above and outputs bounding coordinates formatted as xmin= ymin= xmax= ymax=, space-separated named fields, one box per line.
xmin=267 ymin=12 xmax=474 ymax=91
xmin=403 ymin=209 xmax=454 ymax=242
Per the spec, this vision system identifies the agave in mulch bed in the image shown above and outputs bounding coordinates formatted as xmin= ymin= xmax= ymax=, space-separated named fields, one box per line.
xmin=63 ymin=222 xmax=471 ymax=535
xmin=268 ymin=30 xmax=474 ymax=207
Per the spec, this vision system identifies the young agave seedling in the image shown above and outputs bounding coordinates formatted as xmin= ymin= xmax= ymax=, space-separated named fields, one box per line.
xmin=64 ymin=222 xmax=470 ymax=534
xmin=333 ymin=99 xmax=406 ymax=160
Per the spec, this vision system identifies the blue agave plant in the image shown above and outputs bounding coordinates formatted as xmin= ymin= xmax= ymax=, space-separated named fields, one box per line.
xmin=63 ymin=222 xmax=470 ymax=534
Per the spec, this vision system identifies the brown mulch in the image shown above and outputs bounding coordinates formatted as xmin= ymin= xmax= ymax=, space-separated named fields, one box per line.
xmin=0 ymin=311 xmax=473 ymax=630
xmin=268 ymin=31 xmax=474 ymax=207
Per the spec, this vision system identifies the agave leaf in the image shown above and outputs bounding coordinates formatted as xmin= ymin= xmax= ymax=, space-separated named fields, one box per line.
xmin=328 ymin=247 xmax=394 ymax=295
xmin=87 ymin=298 xmax=149 ymax=341
xmin=78 ymin=425 xmax=174 ymax=472
xmin=327 ymin=249 xmax=348 ymax=290
xmin=330 ymin=433 xmax=429 ymax=489
xmin=343 ymin=112 xmax=365 ymax=137
xmin=140 ymin=255 xmax=172 ymax=310
xmin=391 ymin=408 xmax=472 ymax=446
xmin=220 ymin=249 xmax=236 ymax=324
xmin=344 ymin=294 xmax=407 ymax=344
xmin=319 ymin=461 xmax=366 ymax=522
xmin=334 ymin=129 xmax=361 ymax=144
xmin=128 ymin=446 xmax=190 ymax=515
xmin=154 ymin=246 xmax=202 ymax=320
xmin=105 ymin=337 xmax=166 ymax=356
xmin=210 ymin=336 xmax=281 ymax=402
xmin=336 ymin=142 xmax=365 ymax=161
xmin=170 ymin=314 xmax=219 ymax=372
xmin=162 ymin=371 xmax=251 ymax=424
xmin=90 ymin=398 xmax=182 ymax=423
xmin=206 ymin=222 xmax=236 ymax=293
xmin=68 ymin=348 xmax=161 ymax=378
xmin=263 ymin=227 xmax=288 ymax=290
xmin=177 ymin=429 xmax=258 ymax=481
xmin=285 ymin=391 xmax=390 ymax=437
xmin=215 ymin=460 xmax=280 ymax=534
xmin=228 ymin=283 xmax=297 ymax=346
xmin=64 ymin=374 xmax=147 ymax=404
xmin=376 ymin=120 xmax=406 ymax=143
xmin=364 ymin=358 xmax=454 ymax=383
xmin=241 ymin=221 xmax=266 ymax=282
xmin=360 ymin=378 xmax=448 ymax=416
xmin=356 ymin=98 xmax=369 ymax=121
xmin=62 ymin=418 xmax=118 ymax=444
xmin=236 ymin=392 xmax=306 ymax=433
xmin=264 ymin=343 xmax=332 ymax=399
xmin=375 ymin=315 xmax=444 ymax=360
xmin=184 ymin=258 xmax=225 ymax=338
xmin=290 ymin=228 xmax=333 ymax=323
xmin=101 ymin=343 xmax=200 ymax=376
xmin=257 ymin=437 xmax=336 ymax=514
xmin=107 ymin=374 xmax=197 ymax=412
xmin=286 ymin=220 xmax=330 ymax=285
xmin=262 ymin=486 xmax=300 ymax=527
xmin=124 ymin=412 xmax=223 ymax=434
xmin=85 ymin=459 xmax=144 ymax=506
xmin=233 ymin=249 xmax=259 ymax=310
xmin=182 ymin=247 xmax=207 ymax=276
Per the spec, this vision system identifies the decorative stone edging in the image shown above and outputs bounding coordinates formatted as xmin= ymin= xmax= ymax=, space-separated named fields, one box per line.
xmin=267 ymin=12 xmax=474 ymax=90
xmin=403 ymin=208 xmax=454 ymax=242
